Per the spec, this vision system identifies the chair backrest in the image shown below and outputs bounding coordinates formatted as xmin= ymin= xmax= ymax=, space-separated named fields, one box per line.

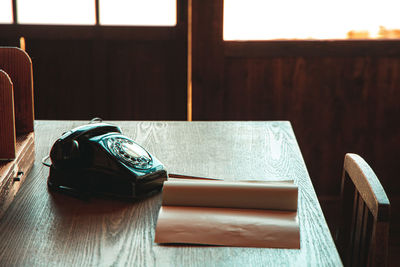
xmin=336 ymin=153 xmax=390 ymax=267
xmin=0 ymin=47 xmax=35 ymax=134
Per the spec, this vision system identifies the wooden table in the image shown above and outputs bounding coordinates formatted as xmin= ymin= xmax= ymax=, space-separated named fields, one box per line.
xmin=0 ymin=121 xmax=342 ymax=266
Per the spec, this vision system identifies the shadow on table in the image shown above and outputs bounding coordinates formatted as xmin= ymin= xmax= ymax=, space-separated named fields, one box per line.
xmin=47 ymin=187 xmax=161 ymax=216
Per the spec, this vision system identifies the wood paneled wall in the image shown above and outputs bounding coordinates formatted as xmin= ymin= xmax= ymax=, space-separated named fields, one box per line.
xmin=28 ymin=38 xmax=187 ymax=120
xmin=221 ymin=56 xmax=400 ymax=196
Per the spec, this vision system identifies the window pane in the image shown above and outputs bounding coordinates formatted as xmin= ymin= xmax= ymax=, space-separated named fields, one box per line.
xmin=99 ymin=0 xmax=176 ymax=26
xmin=0 ymin=0 xmax=13 ymax=23
xmin=17 ymin=0 xmax=95 ymax=25
xmin=224 ymin=0 xmax=400 ymax=40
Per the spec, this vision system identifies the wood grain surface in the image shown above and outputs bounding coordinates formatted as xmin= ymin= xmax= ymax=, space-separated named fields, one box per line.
xmin=0 ymin=121 xmax=342 ymax=266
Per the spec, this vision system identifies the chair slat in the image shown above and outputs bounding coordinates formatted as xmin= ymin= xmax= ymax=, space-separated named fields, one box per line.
xmin=352 ymin=194 xmax=365 ymax=267
xmin=359 ymin=201 xmax=370 ymax=267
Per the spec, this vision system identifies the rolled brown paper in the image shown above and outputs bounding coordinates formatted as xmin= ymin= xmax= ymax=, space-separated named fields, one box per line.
xmin=155 ymin=206 xmax=300 ymax=248
xmin=162 ymin=180 xmax=298 ymax=211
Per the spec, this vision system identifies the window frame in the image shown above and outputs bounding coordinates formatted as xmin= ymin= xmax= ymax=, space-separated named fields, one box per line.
xmin=223 ymin=40 xmax=400 ymax=57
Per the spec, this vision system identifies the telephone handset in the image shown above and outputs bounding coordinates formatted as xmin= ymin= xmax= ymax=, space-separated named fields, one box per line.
xmin=46 ymin=121 xmax=167 ymax=199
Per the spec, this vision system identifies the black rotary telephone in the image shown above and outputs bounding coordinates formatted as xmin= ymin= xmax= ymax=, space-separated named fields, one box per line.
xmin=44 ymin=120 xmax=168 ymax=200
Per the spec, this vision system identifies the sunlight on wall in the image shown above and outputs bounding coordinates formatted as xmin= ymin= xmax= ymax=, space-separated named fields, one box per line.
xmin=17 ymin=0 xmax=95 ymax=25
xmin=99 ymin=0 xmax=176 ymax=26
xmin=224 ymin=0 xmax=400 ymax=40
xmin=0 ymin=0 xmax=12 ymax=23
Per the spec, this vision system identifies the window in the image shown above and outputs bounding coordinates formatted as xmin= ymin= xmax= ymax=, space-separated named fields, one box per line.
xmin=0 ymin=0 xmax=176 ymax=26
xmin=0 ymin=0 xmax=12 ymax=23
xmin=17 ymin=0 xmax=95 ymax=25
xmin=99 ymin=0 xmax=176 ymax=26
xmin=223 ymin=0 xmax=400 ymax=40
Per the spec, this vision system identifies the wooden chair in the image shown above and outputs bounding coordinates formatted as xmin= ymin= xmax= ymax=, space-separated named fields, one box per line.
xmin=336 ymin=153 xmax=390 ymax=267
xmin=0 ymin=47 xmax=35 ymax=217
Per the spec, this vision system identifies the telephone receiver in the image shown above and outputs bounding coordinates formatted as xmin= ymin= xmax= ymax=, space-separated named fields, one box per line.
xmin=45 ymin=120 xmax=168 ymax=200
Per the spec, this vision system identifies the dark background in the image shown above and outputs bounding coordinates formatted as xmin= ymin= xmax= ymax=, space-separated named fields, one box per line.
xmin=1 ymin=0 xmax=399 ymax=258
